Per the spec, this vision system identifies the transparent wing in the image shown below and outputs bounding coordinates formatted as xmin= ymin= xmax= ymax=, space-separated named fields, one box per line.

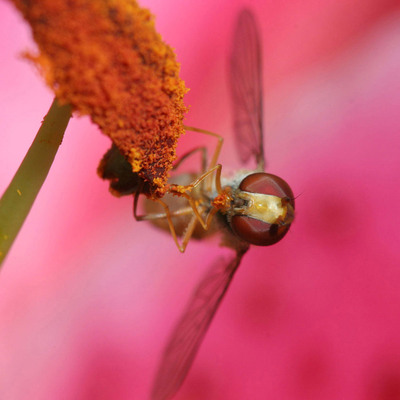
xmin=151 ymin=248 xmax=249 ymax=400
xmin=229 ymin=9 xmax=265 ymax=170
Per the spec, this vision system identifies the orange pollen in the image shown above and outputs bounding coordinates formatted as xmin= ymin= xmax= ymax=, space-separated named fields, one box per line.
xmin=212 ymin=191 xmax=231 ymax=211
xmin=9 ymin=0 xmax=189 ymax=197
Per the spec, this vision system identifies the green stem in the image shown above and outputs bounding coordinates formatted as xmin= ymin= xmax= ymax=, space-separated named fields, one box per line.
xmin=0 ymin=98 xmax=72 ymax=268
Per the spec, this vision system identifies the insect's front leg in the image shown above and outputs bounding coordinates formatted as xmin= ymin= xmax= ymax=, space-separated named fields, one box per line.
xmin=183 ymin=125 xmax=224 ymax=192
xmin=168 ymin=164 xmax=225 ymax=230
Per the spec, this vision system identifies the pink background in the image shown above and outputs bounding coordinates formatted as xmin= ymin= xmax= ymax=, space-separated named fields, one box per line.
xmin=1 ymin=0 xmax=400 ymax=399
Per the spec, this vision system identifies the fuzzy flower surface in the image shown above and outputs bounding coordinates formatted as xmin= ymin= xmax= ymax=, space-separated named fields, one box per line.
xmin=10 ymin=0 xmax=188 ymax=196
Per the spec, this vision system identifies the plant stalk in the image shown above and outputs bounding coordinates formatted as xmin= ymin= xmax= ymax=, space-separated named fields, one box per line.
xmin=0 ymin=98 xmax=72 ymax=268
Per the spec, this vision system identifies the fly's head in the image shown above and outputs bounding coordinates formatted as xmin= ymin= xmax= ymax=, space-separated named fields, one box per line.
xmin=229 ymin=172 xmax=295 ymax=246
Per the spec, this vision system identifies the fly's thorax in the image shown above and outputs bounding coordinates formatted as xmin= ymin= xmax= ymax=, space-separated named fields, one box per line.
xmin=219 ymin=169 xmax=258 ymax=191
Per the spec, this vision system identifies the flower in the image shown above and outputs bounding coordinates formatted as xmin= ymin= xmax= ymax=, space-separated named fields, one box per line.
xmin=1 ymin=1 xmax=400 ymax=399
xmin=10 ymin=0 xmax=188 ymax=196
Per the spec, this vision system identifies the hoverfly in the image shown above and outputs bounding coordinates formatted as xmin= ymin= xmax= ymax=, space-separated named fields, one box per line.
xmin=146 ymin=9 xmax=295 ymax=400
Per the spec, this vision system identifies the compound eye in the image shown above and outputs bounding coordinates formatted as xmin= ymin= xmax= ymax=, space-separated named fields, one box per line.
xmin=231 ymin=216 xmax=290 ymax=246
xmin=240 ymin=172 xmax=294 ymax=200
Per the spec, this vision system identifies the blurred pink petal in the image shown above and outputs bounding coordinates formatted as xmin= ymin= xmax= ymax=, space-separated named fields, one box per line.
xmin=1 ymin=1 xmax=400 ymax=399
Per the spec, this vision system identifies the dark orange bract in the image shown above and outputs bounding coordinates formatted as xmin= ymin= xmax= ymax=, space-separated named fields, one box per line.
xmin=10 ymin=0 xmax=188 ymax=196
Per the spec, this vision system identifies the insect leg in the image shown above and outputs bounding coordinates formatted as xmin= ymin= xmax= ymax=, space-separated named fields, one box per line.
xmin=168 ymin=164 xmax=223 ymax=230
xmin=183 ymin=125 xmax=224 ymax=192
xmin=133 ymin=185 xmax=194 ymax=221
xmin=172 ymin=146 xmax=208 ymax=176
xmin=134 ymin=145 xmax=208 ymax=223
xmin=152 ymin=198 xmax=203 ymax=253
xmin=133 ymin=183 xmax=203 ymax=253
xmin=134 ymin=205 xmax=195 ymax=221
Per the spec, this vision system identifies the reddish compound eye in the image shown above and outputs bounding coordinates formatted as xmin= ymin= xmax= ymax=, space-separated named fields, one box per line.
xmin=230 ymin=173 xmax=295 ymax=246
xmin=239 ymin=172 xmax=294 ymax=199
xmin=231 ymin=216 xmax=291 ymax=246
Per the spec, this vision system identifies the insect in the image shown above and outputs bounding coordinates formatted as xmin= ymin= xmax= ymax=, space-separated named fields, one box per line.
xmin=142 ymin=9 xmax=296 ymax=400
